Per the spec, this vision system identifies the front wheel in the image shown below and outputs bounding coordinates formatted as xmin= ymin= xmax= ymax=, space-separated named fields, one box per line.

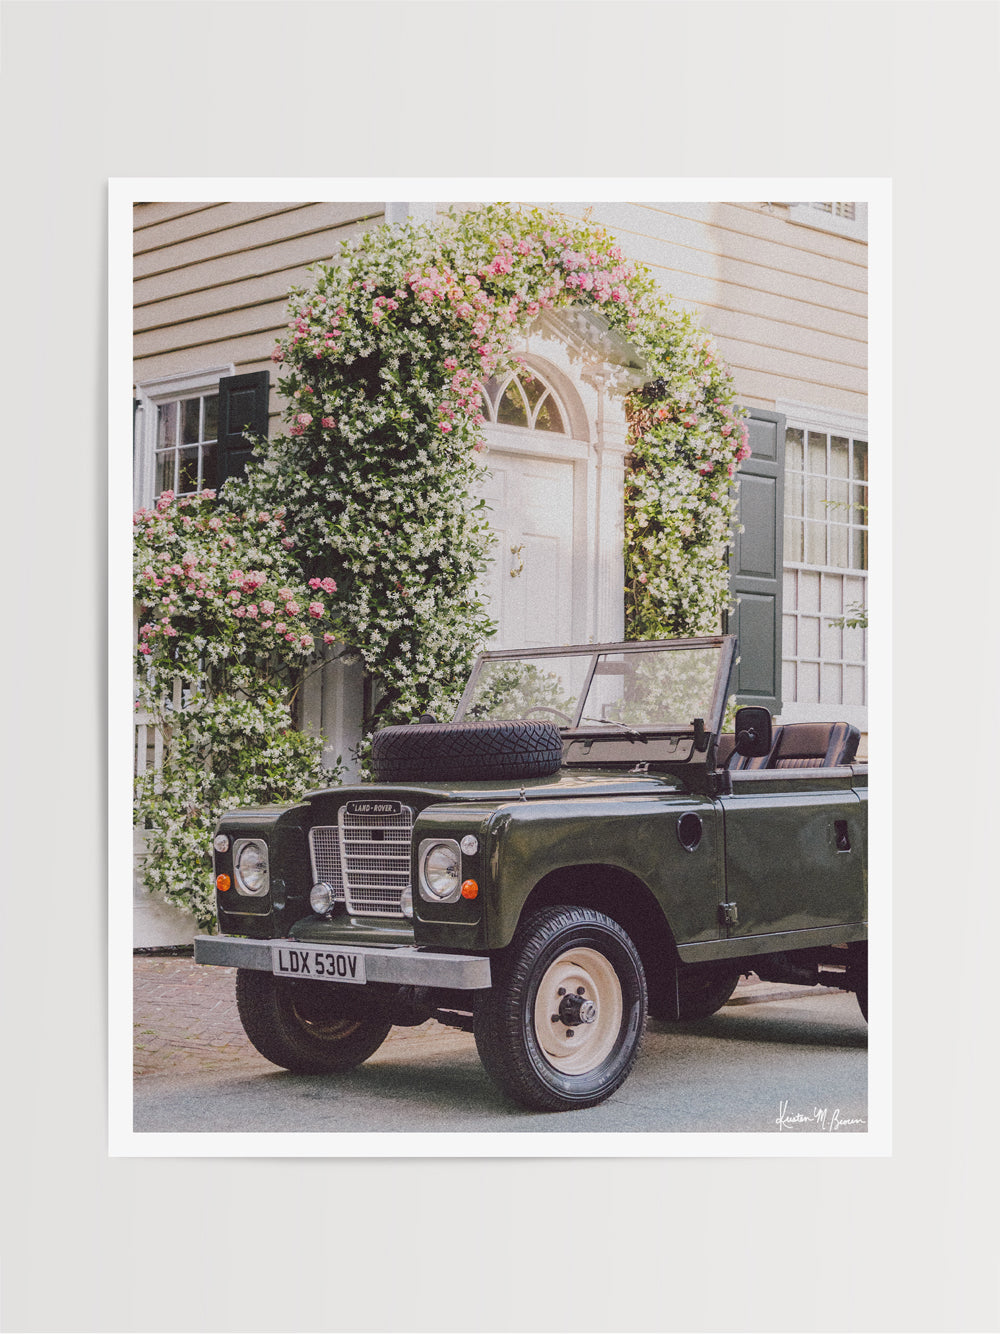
xmin=235 ymin=969 xmax=392 ymax=1074
xmin=474 ymin=906 xmax=647 ymax=1112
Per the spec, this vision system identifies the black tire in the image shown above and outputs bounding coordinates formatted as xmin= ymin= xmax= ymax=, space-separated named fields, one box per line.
xmin=371 ymin=718 xmax=563 ymax=783
xmin=235 ymin=969 xmax=392 ymax=1074
xmin=848 ymin=941 xmax=868 ymax=1022
xmin=649 ymin=961 xmax=743 ymax=1022
xmin=474 ymin=905 xmax=647 ymax=1112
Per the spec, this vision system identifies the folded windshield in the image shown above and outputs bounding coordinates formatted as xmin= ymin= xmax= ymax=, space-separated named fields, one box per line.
xmin=456 ymin=639 xmax=731 ymax=735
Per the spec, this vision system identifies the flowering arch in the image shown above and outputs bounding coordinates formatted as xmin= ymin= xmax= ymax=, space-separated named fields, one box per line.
xmin=229 ymin=203 xmax=750 ymax=729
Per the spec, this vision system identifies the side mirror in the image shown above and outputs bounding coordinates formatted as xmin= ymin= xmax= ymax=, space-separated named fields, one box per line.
xmin=734 ymin=706 xmax=772 ymax=758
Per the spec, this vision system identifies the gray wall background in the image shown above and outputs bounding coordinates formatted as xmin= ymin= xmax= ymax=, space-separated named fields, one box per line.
xmin=2 ymin=3 xmax=996 ymax=1332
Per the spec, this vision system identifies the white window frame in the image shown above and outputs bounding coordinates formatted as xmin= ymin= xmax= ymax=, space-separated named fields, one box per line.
xmin=133 ymin=364 xmax=234 ymax=510
xmin=481 ymin=366 xmax=571 ymax=436
xmin=777 ymin=401 xmax=868 ymax=732
xmin=786 ymin=201 xmax=868 ymax=242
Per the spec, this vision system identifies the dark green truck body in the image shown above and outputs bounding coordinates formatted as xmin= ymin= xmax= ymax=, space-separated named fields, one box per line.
xmin=195 ymin=636 xmax=867 ymax=1110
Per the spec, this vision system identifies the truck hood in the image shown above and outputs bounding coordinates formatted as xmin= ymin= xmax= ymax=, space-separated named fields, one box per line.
xmin=304 ymin=768 xmax=688 ymax=807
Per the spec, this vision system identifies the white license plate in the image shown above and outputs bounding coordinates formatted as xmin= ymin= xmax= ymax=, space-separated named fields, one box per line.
xmin=271 ymin=944 xmax=367 ymax=985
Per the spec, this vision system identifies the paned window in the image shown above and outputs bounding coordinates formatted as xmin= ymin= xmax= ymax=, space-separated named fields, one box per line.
xmin=133 ymin=365 xmax=234 ymax=510
xmin=782 ymin=422 xmax=868 ymax=723
xmin=154 ymin=391 xmax=219 ymax=497
xmin=481 ymin=370 xmax=566 ymax=433
xmin=784 ymin=429 xmax=868 ymax=571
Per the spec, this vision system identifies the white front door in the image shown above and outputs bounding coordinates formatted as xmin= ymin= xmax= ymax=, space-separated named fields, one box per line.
xmin=478 ymin=452 xmax=578 ymax=649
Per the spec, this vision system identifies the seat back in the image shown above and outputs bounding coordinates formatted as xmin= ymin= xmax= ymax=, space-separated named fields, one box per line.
xmin=716 ymin=733 xmax=736 ymax=768
xmin=766 ymin=721 xmax=860 ymax=769
xmin=717 ymin=730 xmax=780 ymax=770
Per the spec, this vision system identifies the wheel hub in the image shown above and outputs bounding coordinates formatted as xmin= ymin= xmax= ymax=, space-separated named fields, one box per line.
xmin=533 ymin=947 xmax=624 ymax=1075
xmin=557 ymin=993 xmax=598 ymax=1026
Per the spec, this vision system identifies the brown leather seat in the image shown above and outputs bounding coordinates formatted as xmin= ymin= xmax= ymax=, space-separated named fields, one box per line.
xmin=765 ymin=721 xmax=860 ymax=769
xmin=717 ymin=730 xmax=777 ymax=771
xmin=716 ymin=733 xmax=737 ymax=768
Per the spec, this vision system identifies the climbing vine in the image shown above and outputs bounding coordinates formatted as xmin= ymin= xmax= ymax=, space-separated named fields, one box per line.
xmin=227 ymin=203 xmax=749 ymax=727
xmin=133 ymin=492 xmax=343 ymax=927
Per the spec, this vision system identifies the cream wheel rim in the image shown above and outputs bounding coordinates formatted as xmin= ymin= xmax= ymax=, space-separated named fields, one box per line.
xmin=533 ymin=946 xmax=623 ymax=1075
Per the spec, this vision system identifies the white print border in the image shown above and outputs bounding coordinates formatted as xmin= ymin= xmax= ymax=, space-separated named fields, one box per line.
xmin=109 ymin=175 xmax=892 ymax=1159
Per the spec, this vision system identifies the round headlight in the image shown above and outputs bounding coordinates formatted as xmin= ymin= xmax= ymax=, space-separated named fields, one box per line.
xmin=213 ymin=834 xmax=230 ymax=853
xmin=309 ymin=882 xmax=336 ymax=914
xmin=234 ymin=839 xmax=269 ymax=895
xmin=420 ymin=841 xmax=461 ymax=900
xmin=460 ymin=835 xmax=479 ymax=856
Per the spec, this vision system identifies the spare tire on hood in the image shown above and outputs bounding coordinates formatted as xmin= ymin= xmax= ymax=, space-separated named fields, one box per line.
xmin=371 ymin=719 xmax=564 ymax=783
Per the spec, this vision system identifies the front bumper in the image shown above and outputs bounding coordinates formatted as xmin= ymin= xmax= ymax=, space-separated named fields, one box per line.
xmin=194 ymin=934 xmax=492 ymax=990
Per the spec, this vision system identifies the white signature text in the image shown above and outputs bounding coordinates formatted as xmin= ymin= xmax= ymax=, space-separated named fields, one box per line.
xmin=775 ymin=1099 xmax=866 ymax=1132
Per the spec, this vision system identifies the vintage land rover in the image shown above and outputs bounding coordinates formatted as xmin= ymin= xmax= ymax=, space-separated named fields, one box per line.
xmin=195 ymin=635 xmax=867 ymax=1112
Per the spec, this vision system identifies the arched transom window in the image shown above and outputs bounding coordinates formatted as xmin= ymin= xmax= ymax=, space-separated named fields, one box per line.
xmin=480 ymin=369 xmax=567 ymax=434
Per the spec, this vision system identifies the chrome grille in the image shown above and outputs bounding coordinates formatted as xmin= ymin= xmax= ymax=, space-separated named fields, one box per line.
xmin=308 ymin=827 xmax=346 ymax=905
xmin=308 ymin=805 xmax=414 ymax=917
xmin=340 ymin=806 xmax=413 ymax=915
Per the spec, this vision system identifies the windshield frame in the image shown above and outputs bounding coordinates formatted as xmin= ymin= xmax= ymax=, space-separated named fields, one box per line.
xmin=454 ymin=635 xmax=737 ymax=745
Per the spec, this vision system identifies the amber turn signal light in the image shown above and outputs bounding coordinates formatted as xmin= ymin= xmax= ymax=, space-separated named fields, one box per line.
xmin=216 ymin=873 xmax=231 ymax=892
xmin=461 ymin=879 xmax=479 ymax=900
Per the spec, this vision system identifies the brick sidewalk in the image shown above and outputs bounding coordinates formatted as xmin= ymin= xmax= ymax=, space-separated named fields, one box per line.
xmin=134 ymin=956 xmax=839 ymax=1080
xmin=133 ymin=956 xmax=469 ymax=1079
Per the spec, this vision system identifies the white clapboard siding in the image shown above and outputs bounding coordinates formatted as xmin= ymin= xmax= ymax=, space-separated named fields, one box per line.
xmin=548 ymin=199 xmax=867 ymax=418
xmin=133 ymin=201 xmax=385 ymax=390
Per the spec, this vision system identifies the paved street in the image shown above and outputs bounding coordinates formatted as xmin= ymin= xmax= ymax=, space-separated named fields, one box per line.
xmin=133 ymin=955 xmax=867 ymax=1135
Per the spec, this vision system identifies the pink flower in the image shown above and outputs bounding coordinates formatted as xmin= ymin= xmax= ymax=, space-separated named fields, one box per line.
xmin=308 ymin=578 xmax=322 ymax=590
xmin=638 ymin=573 xmax=647 ymax=584
xmin=321 ymin=417 xmax=336 ymax=428
xmin=275 ymin=622 xmax=286 ymax=634
xmin=271 ymin=347 xmax=284 ymax=362
xmin=323 ymin=632 xmax=337 ymax=645
xmin=321 ymin=577 xmax=337 ymax=594
xmin=257 ymin=511 xmax=270 ymax=523
xmin=138 ymin=644 xmax=151 ymax=656
xmin=247 ymin=604 xmax=259 ymax=618
xmin=443 ymin=357 xmax=458 ymax=370
xmin=300 ymin=634 xmax=313 ymax=648
xmin=228 ymin=590 xmax=241 ymax=605
xmin=260 ymin=600 xmax=275 ymax=615
xmin=285 ymin=601 xmax=300 ymax=616
xmin=281 ymin=537 xmax=294 ymax=549
xmin=308 ymin=601 xmax=323 ymax=618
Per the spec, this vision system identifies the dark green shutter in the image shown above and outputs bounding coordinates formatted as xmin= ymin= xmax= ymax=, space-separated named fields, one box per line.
xmin=217 ymin=371 xmax=270 ymax=488
xmin=727 ymin=407 xmax=785 ymax=714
